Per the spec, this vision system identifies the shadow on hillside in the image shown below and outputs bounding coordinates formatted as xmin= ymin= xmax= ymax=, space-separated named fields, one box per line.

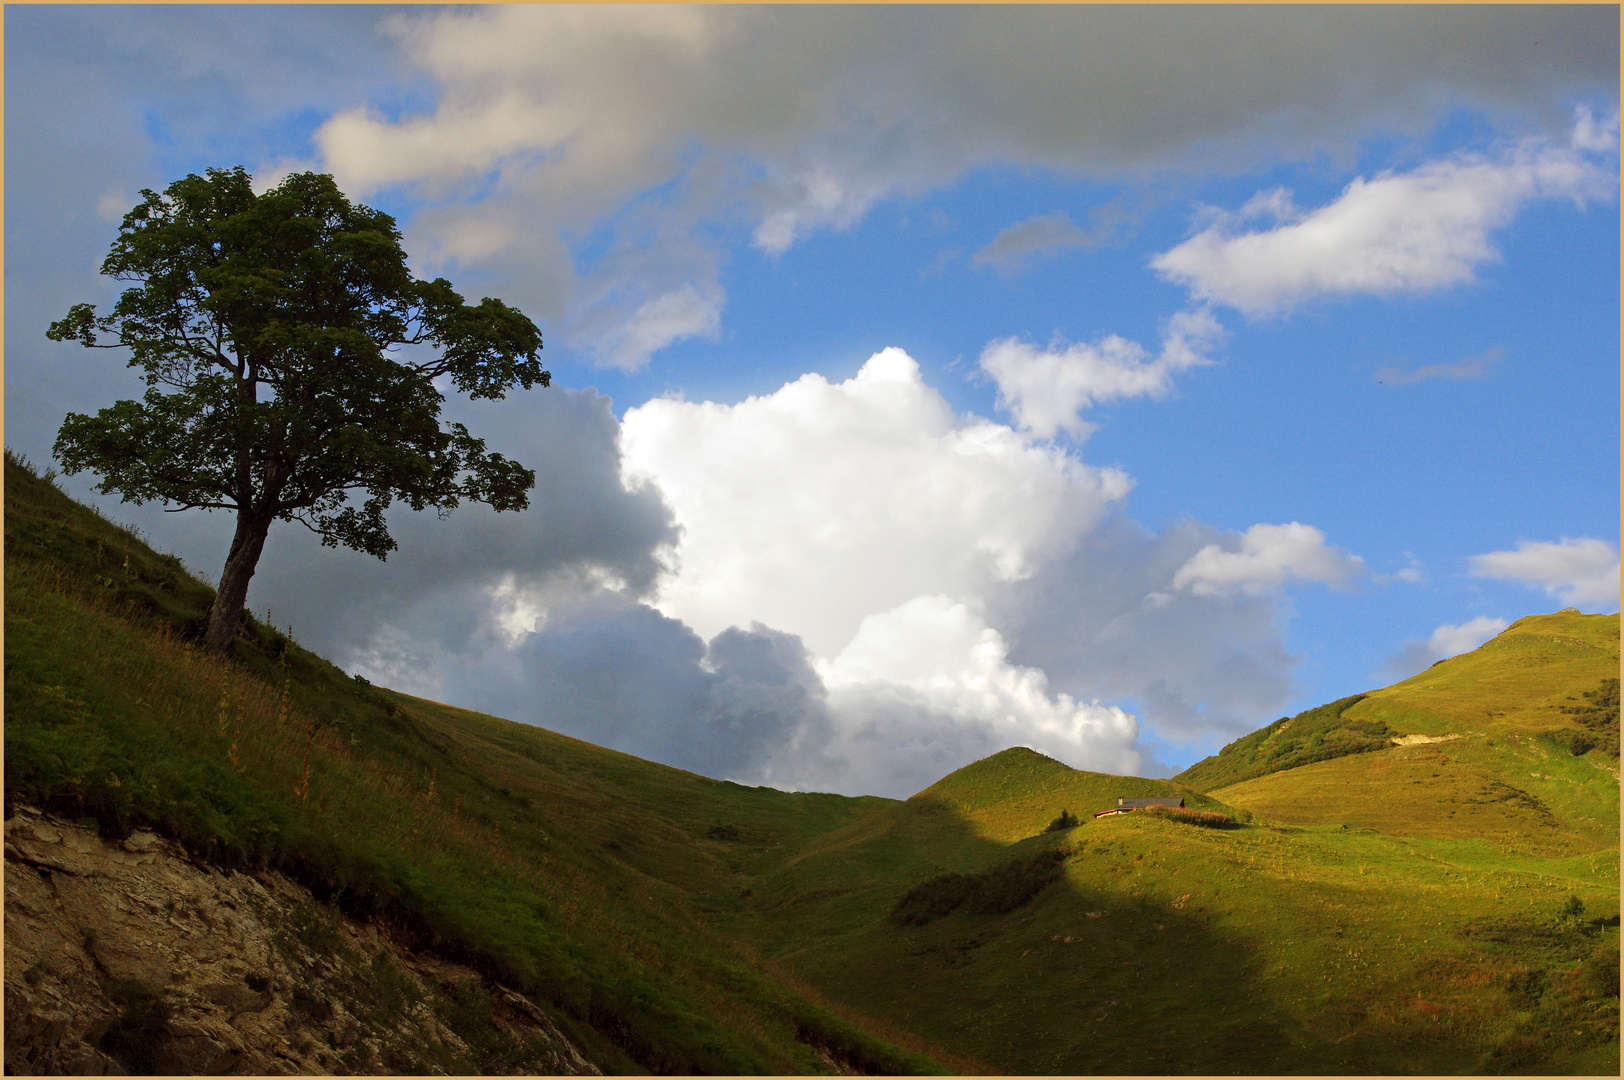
xmin=743 ymin=790 xmax=1514 ymax=1076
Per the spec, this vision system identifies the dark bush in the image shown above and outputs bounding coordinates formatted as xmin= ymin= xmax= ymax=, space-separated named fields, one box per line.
xmin=1579 ymin=943 xmax=1620 ymax=999
xmin=1548 ymin=727 xmax=1599 ymax=756
xmin=1560 ymin=678 xmax=1620 ymax=757
xmin=1043 ymin=810 xmax=1080 ymax=833
xmin=889 ymin=849 xmax=1066 ymax=926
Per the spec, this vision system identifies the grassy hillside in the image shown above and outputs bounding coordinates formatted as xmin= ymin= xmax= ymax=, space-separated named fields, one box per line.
xmin=725 ymin=620 xmax=1620 ymax=1074
xmin=1208 ymin=613 xmax=1620 ymax=856
xmin=6 ymin=448 xmax=1618 ymax=1074
xmin=1177 ymin=612 xmax=1620 ymax=797
xmin=1344 ymin=609 xmax=1621 ymax=740
xmin=2 ymin=450 xmax=936 ymax=1075
xmin=1175 ymin=693 xmax=1388 ymax=792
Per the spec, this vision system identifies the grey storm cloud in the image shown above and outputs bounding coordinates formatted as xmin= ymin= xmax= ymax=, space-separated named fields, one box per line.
xmin=319 ymin=4 xmax=1615 ymax=365
xmin=240 ymin=387 xmax=678 ymax=666
xmin=7 ymin=5 xmax=1615 ymax=378
xmin=989 ymin=516 xmax=1301 ymax=747
xmin=420 ymin=599 xmax=843 ymax=789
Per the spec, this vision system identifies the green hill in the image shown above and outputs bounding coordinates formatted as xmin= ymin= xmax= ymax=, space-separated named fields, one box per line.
xmin=2 ymin=450 xmax=934 ymax=1075
xmin=714 ymin=625 xmax=1619 ymax=1073
xmin=5 ymin=447 xmax=1619 ymax=1074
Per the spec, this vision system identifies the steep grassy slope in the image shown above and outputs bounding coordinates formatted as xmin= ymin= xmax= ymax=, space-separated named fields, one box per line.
xmin=1177 ymin=612 xmax=1619 ymax=799
xmin=2 ymin=451 xmax=936 ymax=1075
xmin=7 ymin=449 xmax=1618 ymax=1074
xmin=1175 ymin=693 xmax=1389 ymax=792
xmin=1348 ymin=611 xmax=1620 ymax=739
xmin=724 ymin=626 xmax=1621 ymax=1074
xmin=1207 ymin=613 xmax=1620 ymax=855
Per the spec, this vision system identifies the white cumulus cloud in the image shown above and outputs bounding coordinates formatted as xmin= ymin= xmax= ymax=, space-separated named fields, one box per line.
xmin=978 ymin=308 xmax=1222 ymax=439
xmin=609 ymin=349 xmax=1375 ymax=779
xmin=621 ymin=347 xmax=1132 ymax=656
xmin=1427 ymin=616 xmax=1512 ymax=658
xmin=1151 ymin=118 xmax=1617 ymax=316
xmin=1467 ymin=537 xmax=1621 ymax=610
xmin=1378 ymin=615 xmax=1509 ymax=682
xmin=1173 ymin=522 xmax=1367 ymax=597
xmin=817 ymin=595 xmax=1144 ymax=795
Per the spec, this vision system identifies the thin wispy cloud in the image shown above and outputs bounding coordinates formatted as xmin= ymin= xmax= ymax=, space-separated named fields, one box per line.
xmin=973 ymin=200 xmax=1142 ymax=273
xmin=1377 ymin=347 xmax=1504 ymax=386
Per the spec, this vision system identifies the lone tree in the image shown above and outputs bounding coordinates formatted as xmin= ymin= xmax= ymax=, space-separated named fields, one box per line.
xmin=49 ymin=167 xmax=548 ymax=654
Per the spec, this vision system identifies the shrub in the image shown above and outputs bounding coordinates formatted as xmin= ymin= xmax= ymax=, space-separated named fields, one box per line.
xmin=1043 ymin=810 xmax=1080 ymax=833
xmin=1560 ymin=678 xmax=1620 ymax=757
xmin=889 ymin=849 xmax=1067 ymax=927
xmin=1547 ymin=727 xmax=1599 ymax=756
xmin=1579 ymin=943 xmax=1620 ymax=999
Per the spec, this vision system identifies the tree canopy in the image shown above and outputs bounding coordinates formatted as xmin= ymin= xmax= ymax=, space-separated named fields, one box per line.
xmin=49 ymin=166 xmax=548 ymax=653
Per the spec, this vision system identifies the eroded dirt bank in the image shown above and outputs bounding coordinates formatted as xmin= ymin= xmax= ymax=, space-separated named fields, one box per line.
xmin=4 ymin=806 xmax=599 ymax=1075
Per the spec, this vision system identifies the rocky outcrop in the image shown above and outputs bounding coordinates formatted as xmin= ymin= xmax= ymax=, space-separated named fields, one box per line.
xmin=4 ymin=806 xmax=599 ymax=1075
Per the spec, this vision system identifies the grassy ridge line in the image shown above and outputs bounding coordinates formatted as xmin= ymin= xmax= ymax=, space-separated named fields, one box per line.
xmin=1344 ymin=609 xmax=1621 ymax=738
xmin=1176 ymin=611 xmax=1621 ymax=795
xmin=733 ymin=717 xmax=1618 ymax=1072
xmin=2 ymin=451 xmax=944 ymax=1075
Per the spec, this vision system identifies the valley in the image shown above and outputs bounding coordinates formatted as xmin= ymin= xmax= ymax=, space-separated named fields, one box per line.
xmin=4 ymin=449 xmax=1618 ymax=1074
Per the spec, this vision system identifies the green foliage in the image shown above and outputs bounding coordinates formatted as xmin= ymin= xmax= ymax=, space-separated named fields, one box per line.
xmin=46 ymin=166 xmax=547 ymax=651
xmin=49 ymin=166 xmax=547 ymax=545
xmin=1175 ymin=694 xmax=1390 ymax=791
xmin=1042 ymin=809 xmax=1080 ymax=833
xmin=889 ymin=849 xmax=1067 ymax=927
xmin=1557 ymin=678 xmax=1621 ymax=756
xmin=1579 ymin=943 xmax=1620 ymax=999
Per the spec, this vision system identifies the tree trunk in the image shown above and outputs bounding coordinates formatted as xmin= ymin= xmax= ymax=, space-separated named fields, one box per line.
xmin=203 ymin=509 xmax=274 ymax=655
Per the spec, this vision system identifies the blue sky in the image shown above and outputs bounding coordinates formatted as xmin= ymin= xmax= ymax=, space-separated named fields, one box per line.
xmin=6 ymin=5 xmax=1619 ymax=796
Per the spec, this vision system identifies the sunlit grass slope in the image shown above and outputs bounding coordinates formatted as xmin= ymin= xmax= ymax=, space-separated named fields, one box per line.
xmin=2 ymin=450 xmax=938 ymax=1075
xmin=1345 ymin=610 xmax=1620 ymax=738
xmin=727 ymin=632 xmax=1620 ymax=1074
xmin=1209 ymin=613 xmax=1619 ymax=854
xmin=1177 ymin=612 xmax=1618 ymax=799
xmin=7 ymin=449 xmax=1618 ymax=1074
